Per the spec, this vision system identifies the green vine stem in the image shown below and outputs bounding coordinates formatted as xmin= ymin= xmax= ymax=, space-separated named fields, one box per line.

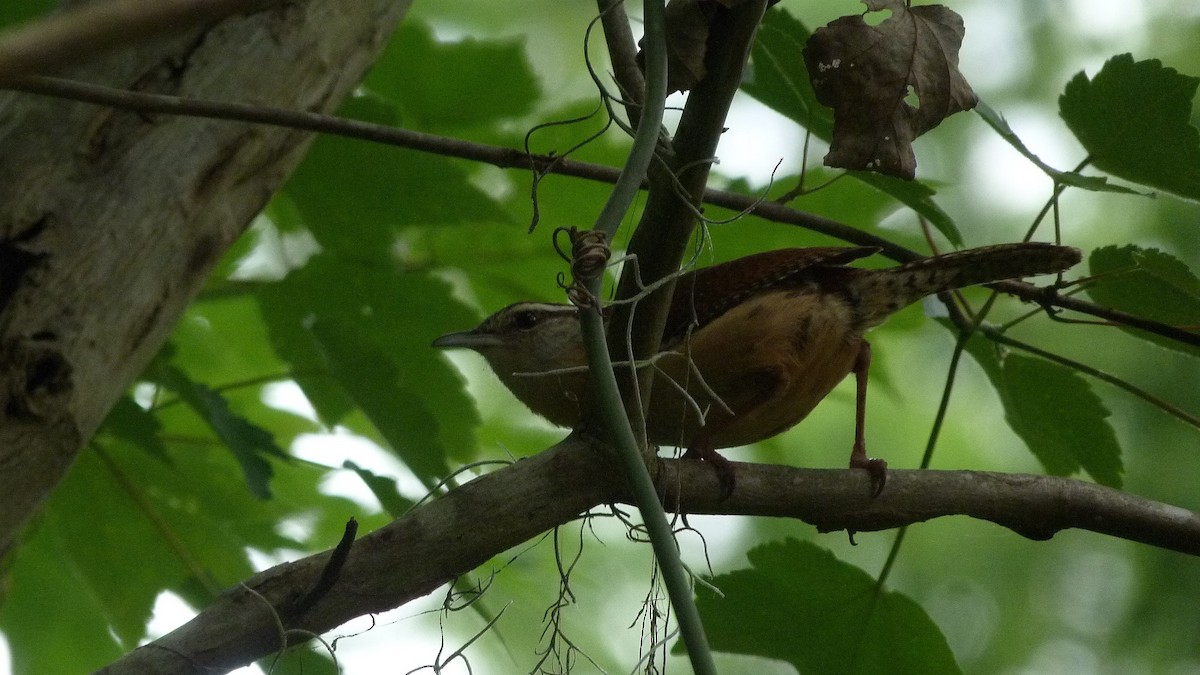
xmin=574 ymin=1 xmax=717 ymax=672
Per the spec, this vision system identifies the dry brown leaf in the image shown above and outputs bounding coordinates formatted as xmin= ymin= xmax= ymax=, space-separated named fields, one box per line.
xmin=661 ymin=0 xmax=717 ymax=93
xmin=636 ymin=0 xmax=765 ymax=94
xmin=802 ymin=0 xmax=978 ymax=179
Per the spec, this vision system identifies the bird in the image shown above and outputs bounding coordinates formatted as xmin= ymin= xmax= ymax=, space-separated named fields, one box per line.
xmin=432 ymin=242 xmax=1081 ymax=495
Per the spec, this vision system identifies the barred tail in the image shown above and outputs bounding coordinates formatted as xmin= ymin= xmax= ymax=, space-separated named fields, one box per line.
xmin=851 ymin=242 xmax=1081 ymax=326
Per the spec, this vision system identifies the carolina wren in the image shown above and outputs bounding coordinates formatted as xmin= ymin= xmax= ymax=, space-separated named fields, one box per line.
xmin=433 ymin=243 xmax=1081 ymax=493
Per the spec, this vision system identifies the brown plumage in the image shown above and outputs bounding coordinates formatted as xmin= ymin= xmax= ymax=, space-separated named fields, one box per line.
xmin=434 ymin=242 xmax=1081 ymax=495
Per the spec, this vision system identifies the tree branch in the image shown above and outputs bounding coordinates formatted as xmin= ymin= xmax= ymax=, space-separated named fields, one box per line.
xmin=594 ymin=0 xmax=645 ymax=114
xmin=9 ymin=6 xmax=1193 ymax=674
xmin=668 ymin=461 xmax=1200 ymax=554
xmin=11 ymin=75 xmax=1192 ymax=350
xmin=0 ymin=0 xmax=414 ymax=555
xmin=99 ymin=434 xmax=1200 ymax=674
xmin=0 ymin=0 xmax=273 ymax=83
xmin=605 ymin=0 xmax=769 ymax=448
xmin=574 ymin=3 xmax=721 ymax=673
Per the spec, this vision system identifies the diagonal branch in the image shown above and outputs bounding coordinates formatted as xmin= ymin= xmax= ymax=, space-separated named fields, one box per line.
xmin=98 ymin=434 xmax=1200 ymax=674
xmin=572 ymin=2 xmax=722 ymax=673
xmin=604 ymin=0 xmax=770 ymax=448
xmin=7 ymin=77 xmax=1200 ymax=352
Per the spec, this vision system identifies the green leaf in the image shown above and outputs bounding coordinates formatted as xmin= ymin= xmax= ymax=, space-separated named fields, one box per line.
xmin=100 ymin=395 xmax=169 ymax=462
xmin=0 ymin=450 xmax=161 ymax=671
xmin=0 ymin=524 xmax=125 ymax=672
xmin=1132 ymin=249 xmax=1200 ymax=297
xmin=257 ymin=255 xmax=482 ymax=472
xmin=744 ymin=7 xmax=962 ymax=245
xmin=963 ymin=336 xmax=1123 ymax=487
xmin=1087 ymin=245 xmax=1200 ymax=322
xmin=0 ymin=0 xmax=53 ymax=28
xmin=363 ymin=21 xmax=541 ymax=130
xmin=845 ymin=171 xmax=962 ymax=246
xmin=280 ymin=95 xmax=507 ymax=260
xmin=168 ymin=292 xmax=289 ymax=388
xmin=344 ymin=460 xmax=414 ymax=518
xmin=422 ymin=219 xmax=573 ymax=309
xmin=975 ymin=99 xmax=1144 ymax=195
xmin=746 ymin=8 xmax=833 ymax=139
xmin=153 ymin=364 xmax=288 ymax=499
xmin=124 ymin=426 xmax=371 ymax=584
xmin=0 ymin=419 xmax=378 ymax=673
xmin=705 ymin=170 xmax=913 ymax=258
xmin=1060 ymin=54 xmax=1200 ymax=200
xmin=693 ymin=539 xmax=961 ymax=675
xmin=1085 ymin=245 xmax=1200 ymax=357
xmin=138 ymin=337 xmax=319 ymax=466
xmin=309 ymin=317 xmax=451 ymax=484
xmin=267 ymin=649 xmax=340 ymax=675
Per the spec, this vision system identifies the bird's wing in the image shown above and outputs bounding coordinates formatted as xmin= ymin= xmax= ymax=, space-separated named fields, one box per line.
xmin=661 ymin=247 xmax=879 ymax=345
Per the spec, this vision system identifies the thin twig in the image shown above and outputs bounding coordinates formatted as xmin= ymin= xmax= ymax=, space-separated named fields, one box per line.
xmin=7 ymin=76 xmax=1199 ymax=348
xmin=595 ymin=0 xmax=646 ymax=115
xmin=981 ymin=325 xmax=1200 ymax=430
xmin=291 ymin=518 xmax=359 ymax=615
xmin=0 ymin=0 xmax=272 ymax=83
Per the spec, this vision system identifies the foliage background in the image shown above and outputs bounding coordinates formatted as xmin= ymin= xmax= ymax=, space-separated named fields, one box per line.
xmin=1 ymin=0 xmax=1199 ymax=673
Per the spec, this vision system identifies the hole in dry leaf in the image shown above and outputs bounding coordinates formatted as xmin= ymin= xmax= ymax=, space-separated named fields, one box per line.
xmin=904 ymin=84 xmax=921 ymax=109
xmin=864 ymin=8 xmax=893 ymax=26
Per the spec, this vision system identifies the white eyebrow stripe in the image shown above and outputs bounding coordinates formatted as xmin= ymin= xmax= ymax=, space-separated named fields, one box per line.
xmin=504 ymin=302 xmax=577 ymax=316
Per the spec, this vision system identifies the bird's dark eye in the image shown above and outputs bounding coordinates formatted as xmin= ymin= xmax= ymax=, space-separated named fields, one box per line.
xmin=513 ymin=310 xmax=540 ymax=330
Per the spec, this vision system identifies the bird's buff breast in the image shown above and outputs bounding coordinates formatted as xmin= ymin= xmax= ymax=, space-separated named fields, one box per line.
xmin=645 ymin=289 xmax=862 ymax=449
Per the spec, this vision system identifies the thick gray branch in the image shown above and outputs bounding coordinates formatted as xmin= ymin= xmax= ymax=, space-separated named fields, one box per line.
xmin=100 ymin=436 xmax=1200 ymax=674
xmin=0 ymin=0 xmax=412 ymax=555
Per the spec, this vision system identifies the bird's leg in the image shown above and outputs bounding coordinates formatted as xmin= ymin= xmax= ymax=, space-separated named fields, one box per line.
xmin=848 ymin=340 xmax=887 ymax=496
xmin=683 ymin=433 xmax=736 ymax=499
xmin=679 ymin=363 xmax=791 ymax=500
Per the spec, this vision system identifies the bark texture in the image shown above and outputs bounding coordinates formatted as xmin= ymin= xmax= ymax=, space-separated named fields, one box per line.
xmin=0 ymin=0 xmax=412 ymax=555
xmin=100 ymin=438 xmax=1200 ymax=673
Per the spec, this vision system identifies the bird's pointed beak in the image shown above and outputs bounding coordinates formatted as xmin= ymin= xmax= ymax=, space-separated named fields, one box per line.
xmin=431 ymin=329 xmax=501 ymax=350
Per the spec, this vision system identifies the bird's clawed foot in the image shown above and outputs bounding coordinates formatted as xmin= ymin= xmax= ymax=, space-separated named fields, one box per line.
xmin=683 ymin=444 xmax=736 ymax=499
xmin=849 ymin=441 xmax=887 ymax=497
